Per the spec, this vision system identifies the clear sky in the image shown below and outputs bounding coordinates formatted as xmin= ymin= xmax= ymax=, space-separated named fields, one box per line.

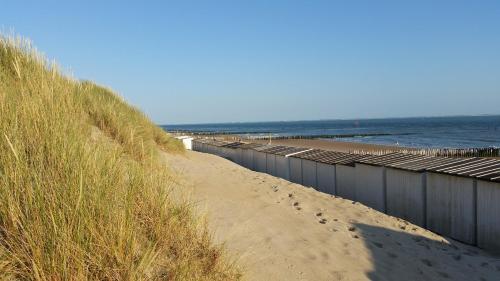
xmin=2 ymin=1 xmax=500 ymax=124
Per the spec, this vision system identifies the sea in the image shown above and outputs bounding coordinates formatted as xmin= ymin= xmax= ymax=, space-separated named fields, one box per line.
xmin=163 ymin=115 xmax=500 ymax=149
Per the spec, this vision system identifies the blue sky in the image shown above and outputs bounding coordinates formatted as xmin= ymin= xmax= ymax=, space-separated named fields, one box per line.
xmin=2 ymin=1 xmax=500 ymax=124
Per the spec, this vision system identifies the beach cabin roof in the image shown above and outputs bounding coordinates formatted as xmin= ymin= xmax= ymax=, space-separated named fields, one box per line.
xmin=381 ymin=154 xmax=500 ymax=182
xmin=238 ymin=143 xmax=264 ymax=149
xmin=221 ymin=142 xmax=245 ymax=149
xmin=258 ymin=145 xmax=291 ymax=154
xmin=355 ymin=153 xmax=424 ymax=167
xmin=274 ymin=146 xmax=310 ymax=156
xmin=290 ymin=149 xmax=368 ymax=166
xmin=253 ymin=144 xmax=280 ymax=152
xmin=426 ymin=158 xmax=500 ymax=182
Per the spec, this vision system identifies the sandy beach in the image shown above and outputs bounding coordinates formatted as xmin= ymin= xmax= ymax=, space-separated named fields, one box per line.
xmin=163 ymin=150 xmax=500 ymax=281
xmin=194 ymin=134 xmax=412 ymax=154
xmin=252 ymin=138 xmax=411 ymax=154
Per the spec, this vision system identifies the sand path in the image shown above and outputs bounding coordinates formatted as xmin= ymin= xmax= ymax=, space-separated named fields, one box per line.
xmin=163 ymin=150 xmax=500 ymax=281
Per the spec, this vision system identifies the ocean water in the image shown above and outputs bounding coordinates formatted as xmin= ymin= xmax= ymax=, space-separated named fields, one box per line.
xmin=163 ymin=116 xmax=500 ymax=149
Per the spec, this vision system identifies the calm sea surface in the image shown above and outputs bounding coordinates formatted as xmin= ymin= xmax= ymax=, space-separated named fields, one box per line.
xmin=163 ymin=116 xmax=500 ymax=149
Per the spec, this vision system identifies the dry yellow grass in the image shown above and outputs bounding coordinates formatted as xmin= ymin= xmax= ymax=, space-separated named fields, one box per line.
xmin=0 ymin=35 xmax=240 ymax=280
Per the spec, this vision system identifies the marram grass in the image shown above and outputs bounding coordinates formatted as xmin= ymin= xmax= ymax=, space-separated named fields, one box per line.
xmin=0 ymin=36 xmax=240 ymax=280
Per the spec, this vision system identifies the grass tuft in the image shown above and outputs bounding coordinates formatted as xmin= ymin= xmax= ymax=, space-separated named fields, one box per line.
xmin=0 ymin=35 xmax=240 ymax=280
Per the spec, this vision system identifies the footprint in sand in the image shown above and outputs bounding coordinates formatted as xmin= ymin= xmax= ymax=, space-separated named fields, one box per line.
xmin=421 ymin=259 xmax=433 ymax=267
xmin=437 ymin=271 xmax=450 ymax=279
xmin=372 ymin=242 xmax=384 ymax=248
xmin=387 ymin=252 xmax=398 ymax=258
xmin=319 ymin=218 xmax=327 ymax=224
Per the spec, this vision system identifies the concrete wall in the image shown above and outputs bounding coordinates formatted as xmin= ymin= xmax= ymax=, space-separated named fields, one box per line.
xmin=386 ymin=168 xmax=426 ymax=227
xmin=289 ymin=157 xmax=303 ymax=184
xmin=355 ymin=164 xmax=386 ymax=212
xmin=276 ymin=155 xmax=290 ymax=180
xmin=317 ymin=163 xmax=336 ymax=195
xmin=426 ymin=173 xmax=476 ymax=244
xmin=266 ymin=154 xmax=277 ymax=176
xmin=302 ymin=159 xmax=318 ymax=188
xmin=336 ymin=165 xmax=356 ymax=201
xmin=254 ymin=151 xmax=267 ymax=173
xmin=477 ymin=180 xmax=500 ymax=253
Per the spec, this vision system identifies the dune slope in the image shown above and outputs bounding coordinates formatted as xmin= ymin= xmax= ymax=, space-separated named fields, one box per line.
xmin=0 ymin=36 xmax=239 ymax=280
xmin=164 ymin=150 xmax=500 ymax=281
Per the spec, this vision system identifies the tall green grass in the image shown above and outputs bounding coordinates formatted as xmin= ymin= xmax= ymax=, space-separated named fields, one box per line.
xmin=0 ymin=36 xmax=239 ymax=280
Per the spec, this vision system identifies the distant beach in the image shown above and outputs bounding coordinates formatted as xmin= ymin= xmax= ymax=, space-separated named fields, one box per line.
xmin=165 ymin=115 xmax=500 ymax=157
xmin=164 ymin=115 xmax=500 ymax=149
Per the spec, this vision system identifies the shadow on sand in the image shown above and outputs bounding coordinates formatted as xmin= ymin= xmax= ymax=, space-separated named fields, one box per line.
xmin=354 ymin=223 xmax=500 ymax=281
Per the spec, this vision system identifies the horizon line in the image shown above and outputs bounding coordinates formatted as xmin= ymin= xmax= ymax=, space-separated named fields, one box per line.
xmin=161 ymin=113 xmax=500 ymax=126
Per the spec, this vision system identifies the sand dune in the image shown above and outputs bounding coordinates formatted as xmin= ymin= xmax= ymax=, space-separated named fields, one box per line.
xmin=163 ymin=150 xmax=500 ymax=281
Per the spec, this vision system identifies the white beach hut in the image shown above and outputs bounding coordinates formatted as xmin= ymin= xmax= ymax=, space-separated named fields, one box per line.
xmin=477 ymin=174 xmax=500 ymax=253
xmin=425 ymin=158 xmax=492 ymax=245
xmin=354 ymin=153 xmax=419 ymax=213
xmin=177 ymin=136 xmax=194 ymax=150
xmin=191 ymin=139 xmax=200 ymax=151
xmin=239 ymin=143 xmax=263 ymax=170
xmin=252 ymin=145 xmax=274 ymax=173
xmin=316 ymin=160 xmax=335 ymax=194
xmin=263 ymin=146 xmax=290 ymax=176
xmin=274 ymin=147 xmax=311 ymax=181
xmin=288 ymin=149 xmax=324 ymax=186
xmin=383 ymin=156 xmax=452 ymax=227
xmin=449 ymin=160 xmax=500 ymax=252
xmin=303 ymin=151 xmax=352 ymax=195
xmin=220 ymin=142 xmax=243 ymax=162
xmin=334 ymin=154 xmax=368 ymax=202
